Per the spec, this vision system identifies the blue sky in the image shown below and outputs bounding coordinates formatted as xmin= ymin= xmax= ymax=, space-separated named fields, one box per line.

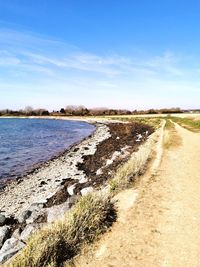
xmin=0 ymin=1 xmax=200 ymax=110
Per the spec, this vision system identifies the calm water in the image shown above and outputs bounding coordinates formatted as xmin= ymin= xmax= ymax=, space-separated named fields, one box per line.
xmin=0 ymin=118 xmax=95 ymax=182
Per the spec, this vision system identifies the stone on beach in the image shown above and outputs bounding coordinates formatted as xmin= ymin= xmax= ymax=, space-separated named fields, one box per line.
xmin=78 ymin=176 xmax=88 ymax=183
xmin=11 ymin=228 xmax=21 ymax=240
xmin=67 ymin=184 xmax=76 ymax=196
xmin=0 ymin=226 xmax=10 ymax=248
xmin=0 ymin=237 xmax=25 ymax=264
xmin=17 ymin=210 xmax=32 ymax=224
xmin=29 ymin=199 xmax=47 ymax=210
xmin=46 ymin=201 xmax=71 ymax=223
xmin=0 ymin=214 xmax=6 ymax=226
xmin=81 ymin=187 xmax=93 ymax=196
xmin=45 ymin=196 xmax=78 ymax=223
xmin=20 ymin=224 xmax=41 ymax=242
xmin=96 ymin=168 xmax=103 ymax=175
xmin=25 ymin=209 xmax=47 ymax=224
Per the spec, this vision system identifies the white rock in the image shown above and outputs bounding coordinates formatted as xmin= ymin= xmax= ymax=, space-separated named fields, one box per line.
xmin=137 ymin=134 xmax=142 ymax=139
xmin=0 ymin=237 xmax=25 ymax=264
xmin=121 ymin=145 xmax=131 ymax=152
xmin=46 ymin=201 xmax=71 ymax=223
xmin=111 ymin=151 xmax=121 ymax=160
xmin=106 ymin=159 xmax=113 ymax=166
xmin=81 ymin=187 xmax=93 ymax=196
xmin=11 ymin=228 xmax=21 ymax=239
xmin=106 ymin=151 xmax=121 ymax=166
xmin=0 ymin=226 xmax=10 ymax=248
xmin=17 ymin=210 xmax=32 ymax=224
xmin=78 ymin=177 xmax=88 ymax=183
xmin=96 ymin=168 xmax=103 ymax=175
xmin=30 ymin=199 xmax=47 ymax=209
xmin=67 ymin=184 xmax=76 ymax=196
xmin=20 ymin=224 xmax=39 ymax=241
xmin=25 ymin=209 xmax=47 ymax=224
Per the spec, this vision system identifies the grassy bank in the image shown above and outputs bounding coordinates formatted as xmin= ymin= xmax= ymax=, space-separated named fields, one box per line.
xmin=5 ymin=193 xmax=116 ymax=267
xmin=109 ymin=131 xmax=156 ymax=194
xmin=170 ymin=116 xmax=200 ymax=132
xmin=105 ymin=116 xmax=162 ymax=129
xmin=164 ymin=119 xmax=180 ymax=148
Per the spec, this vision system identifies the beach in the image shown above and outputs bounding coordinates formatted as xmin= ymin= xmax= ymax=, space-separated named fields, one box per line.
xmin=0 ymin=119 xmax=154 ymax=264
xmin=0 ymin=119 xmax=153 ymax=218
xmin=0 ymin=122 xmax=110 ymax=217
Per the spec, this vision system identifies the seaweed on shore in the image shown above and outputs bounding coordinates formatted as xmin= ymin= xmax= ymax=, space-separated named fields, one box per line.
xmin=77 ymin=122 xmax=154 ymax=187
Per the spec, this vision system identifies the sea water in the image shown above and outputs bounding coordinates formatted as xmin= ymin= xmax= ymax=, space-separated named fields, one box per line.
xmin=0 ymin=118 xmax=95 ymax=181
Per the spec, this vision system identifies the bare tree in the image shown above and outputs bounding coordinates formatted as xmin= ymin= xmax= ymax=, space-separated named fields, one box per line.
xmin=24 ymin=106 xmax=34 ymax=115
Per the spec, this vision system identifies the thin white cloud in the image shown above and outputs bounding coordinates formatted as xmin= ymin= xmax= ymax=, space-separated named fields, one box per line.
xmin=0 ymin=29 xmax=186 ymax=78
xmin=0 ymin=28 xmax=200 ymax=110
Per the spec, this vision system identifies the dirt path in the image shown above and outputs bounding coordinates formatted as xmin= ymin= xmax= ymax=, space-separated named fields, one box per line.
xmin=73 ymin=123 xmax=200 ymax=267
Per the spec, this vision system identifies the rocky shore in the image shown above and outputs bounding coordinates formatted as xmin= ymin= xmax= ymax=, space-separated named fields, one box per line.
xmin=0 ymin=121 xmax=154 ymax=264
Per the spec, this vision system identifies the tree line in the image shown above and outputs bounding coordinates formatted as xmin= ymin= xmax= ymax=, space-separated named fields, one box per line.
xmin=0 ymin=106 xmax=49 ymax=116
xmin=0 ymin=105 xmax=185 ymax=117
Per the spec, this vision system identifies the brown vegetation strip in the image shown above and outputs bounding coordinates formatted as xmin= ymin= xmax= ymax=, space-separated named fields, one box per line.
xmin=47 ymin=123 xmax=154 ymax=207
xmin=77 ymin=123 xmax=154 ymax=187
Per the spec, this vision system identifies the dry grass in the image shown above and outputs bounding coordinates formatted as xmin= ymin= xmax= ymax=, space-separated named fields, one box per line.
xmin=170 ymin=117 xmax=200 ymax=132
xmin=5 ymin=193 xmax=116 ymax=267
xmin=164 ymin=119 xmax=182 ymax=149
xmin=105 ymin=116 xmax=162 ymax=129
xmin=86 ymin=115 xmax=162 ymax=129
xmin=109 ymin=131 xmax=157 ymax=193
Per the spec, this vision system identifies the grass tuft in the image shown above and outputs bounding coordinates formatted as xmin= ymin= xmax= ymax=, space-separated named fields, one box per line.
xmin=5 ymin=193 xmax=116 ymax=267
xmin=109 ymin=132 xmax=156 ymax=193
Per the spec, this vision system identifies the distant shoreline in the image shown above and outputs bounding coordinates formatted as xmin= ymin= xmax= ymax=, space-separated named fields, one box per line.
xmin=1 ymin=112 xmax=200 ymax=120
xmin=0 ymin=115 xmax=92 ymax=121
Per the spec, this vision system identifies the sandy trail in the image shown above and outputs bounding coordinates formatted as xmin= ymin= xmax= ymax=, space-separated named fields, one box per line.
xmin=73 ymin=123 xmax=200 ymax=267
